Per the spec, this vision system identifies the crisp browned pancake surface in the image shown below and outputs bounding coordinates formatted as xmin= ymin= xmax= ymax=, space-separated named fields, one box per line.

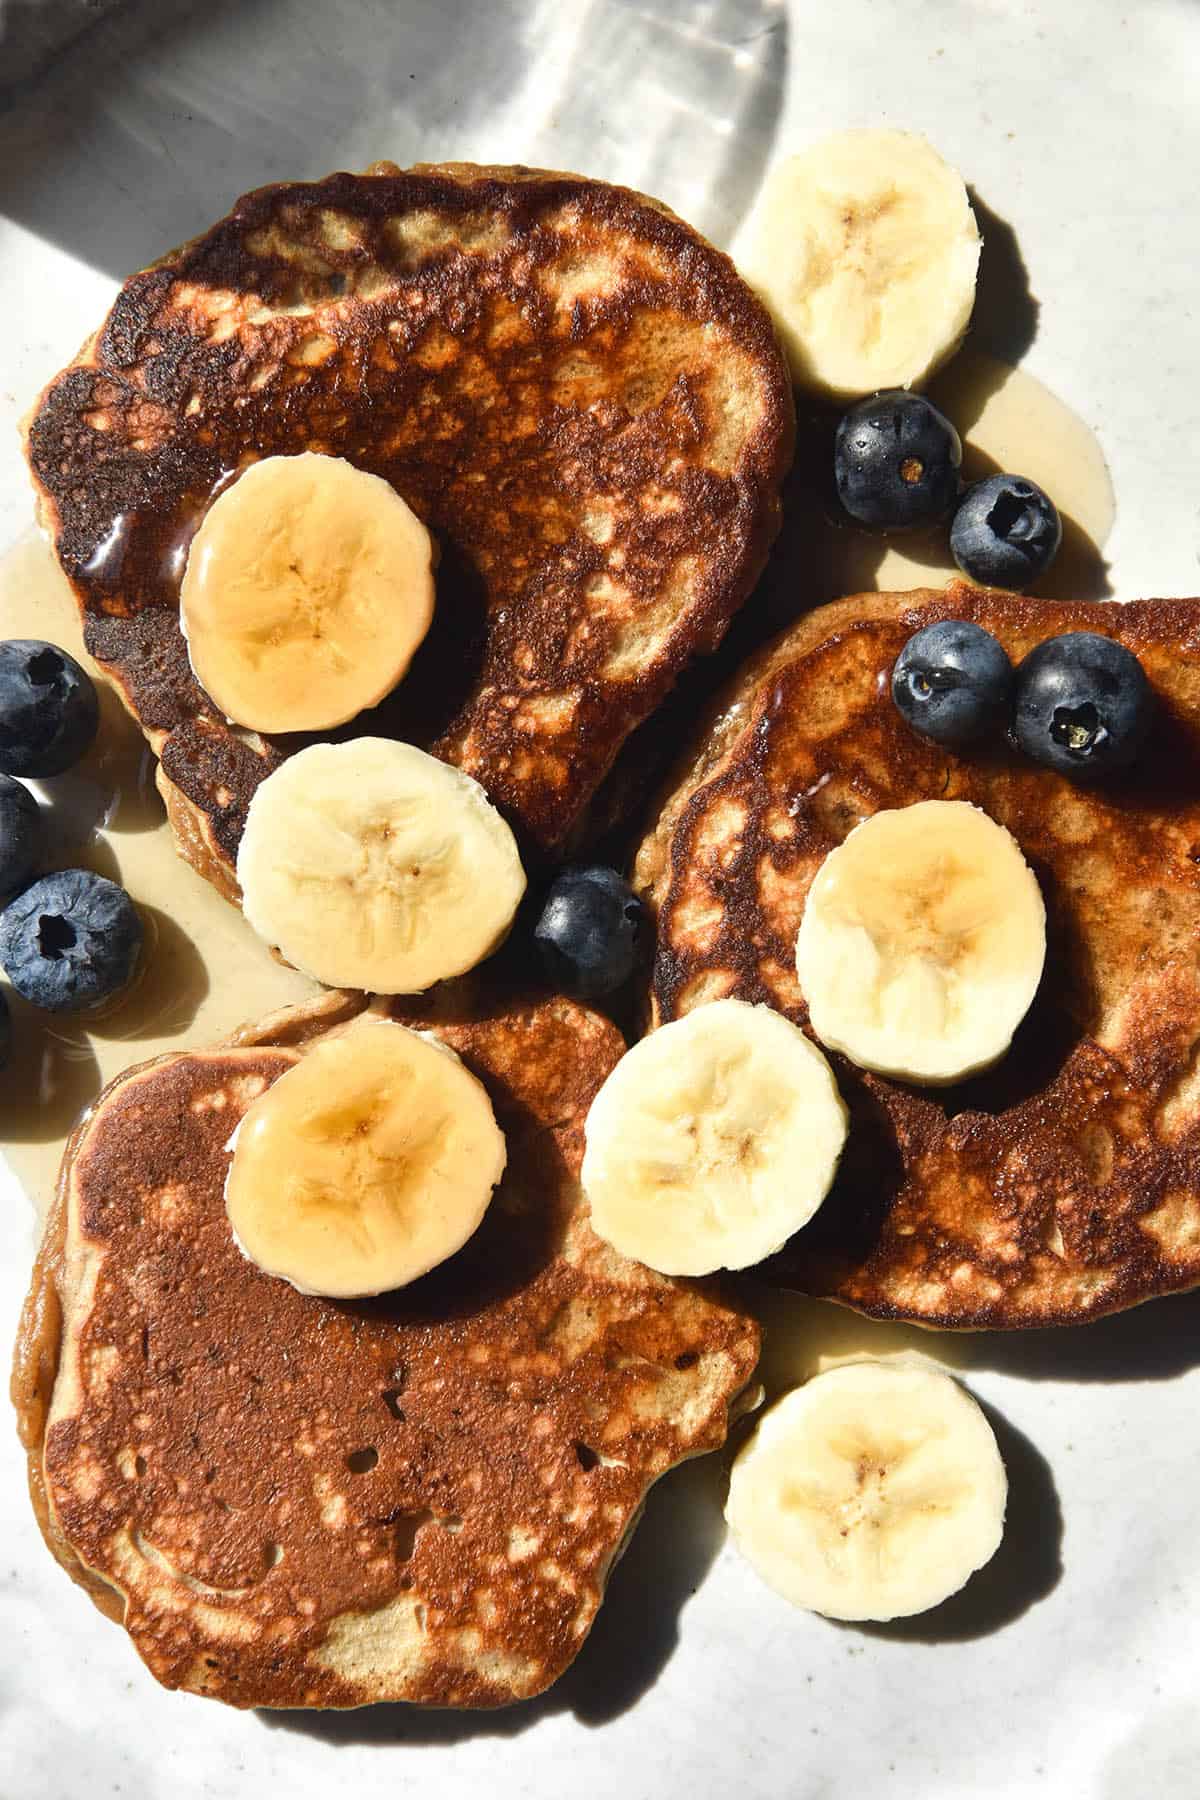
xmin=637 ymin=583 xmax=1200 ymax=1328
xmin=24 ymin=163 xmax=793 ymax=901
xmin=12 ymin=986 xmax=758 ymax=1708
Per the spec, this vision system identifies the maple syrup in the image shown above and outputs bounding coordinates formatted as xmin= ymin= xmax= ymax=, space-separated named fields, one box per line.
xmin=0 ymin=355 xmax=1116 ymax=1227
xmin=798 ymin=350 xmax=1115 ymax=606
xmin=0 ymin=534 xmax=317 ymax=1223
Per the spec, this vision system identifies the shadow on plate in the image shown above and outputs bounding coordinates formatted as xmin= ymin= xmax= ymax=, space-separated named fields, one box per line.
xmin=0 ymin=900 xmax=207 ymax=1155
xmin=0 ymin=0 xmax=786 ymax=279
xmin=0 ymin=985 xmax=100 ymax=1149
xmin=81 ymin=904 xmax=210 ymax=1044
xmin=967 ymin=1284 xmax=1200 ymax=1383
xmin=938 ymin=417 xmax=1111 ymax=602
xmin=964 ymin=191 xmax=1040 ymax=368
xmin=711 ymin=1294 xmax=1063 ymax=1645
xmin=737 ymin=185 xmax=1051 ymax=631
xmin=750 ymin=1273 xmax=1200 ymax=1389
xmin=711 ymin=1287 xmax=1059 ymax=1648
xmin=260 ymin=1443 xmax=730 ymax=1746
xmin=745 ymin=1287 xmax=972 ymax=1392
xmin=853 ymin=1401 xmax=1063 ymax=1645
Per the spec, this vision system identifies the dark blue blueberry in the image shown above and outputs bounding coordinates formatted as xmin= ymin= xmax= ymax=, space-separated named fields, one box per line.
xmin=834 ymin=391 xmax=962 ymax=531
xmin=950 ymin=474 xmax=1062 ymax=590
xmin=1014 ymin=632 xmax=1152 ymax=778
xmin=0 ymin=639 xmax=99 ymax=778
xmin=0 ymin=773 xmax=39 ymax=899
xmin=0 ymin=869 xmax=142 ymax=1012
xmin=534 ymin=866 xmax=645 ymax=999
xmin=892 ymin=620 xmax=1014 ymax=748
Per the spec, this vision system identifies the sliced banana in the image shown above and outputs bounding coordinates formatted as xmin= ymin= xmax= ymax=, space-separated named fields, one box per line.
xmin=236 ymin=737 xmax=525 ymax=993
xmin=736 ymin=129 xmax=981 ymax=401
xmin=581 ymin=997 xmax=847 ymax=1277
xmin=225 ymin=1013 xmax=506 ymax=1297
xmin=180 ymin=453 xmax=436 ymax=733
xmin=725 ymin=1360 xmax=1007 ymax=1622
xmin=795 ymin=800 xmax=1045 ymax=1085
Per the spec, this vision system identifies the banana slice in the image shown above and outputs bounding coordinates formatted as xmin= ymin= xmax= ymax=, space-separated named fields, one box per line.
xmin=795 ymin=800 xmax=1045 ymax=1085
xmin=581 ymin=997 xmax=847 ymax=1277
xmin=236 ymin=737 xmax=526 ymax=993
xmin=736 ymin=129 xmax=981 ymax=401
xmin=180 ymin=453 xmax=436 ymax=733
xmin=725 ymin=1360 xmax=1007 ymax=1622
xmin=225 ymin=1013 xmax=506 ymax=1297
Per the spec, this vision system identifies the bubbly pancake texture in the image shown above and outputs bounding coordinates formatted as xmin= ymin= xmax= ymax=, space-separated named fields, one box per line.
xmin=23 ymin=162 xmax=793 ymax=900
xmin=638 ymin=584 xmax=1200 ymax=1328
xmin=12 ymin=986 xmax=759 ymax=1708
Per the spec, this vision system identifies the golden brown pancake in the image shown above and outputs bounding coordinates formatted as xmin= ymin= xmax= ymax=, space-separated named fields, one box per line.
xmin=637 ymin=583 xmax=1200 ymax=1328
xmin=23 ymin=162 xmax=793 ymax=903
xmin=12 ymin=984 xmax=759 ymax=1708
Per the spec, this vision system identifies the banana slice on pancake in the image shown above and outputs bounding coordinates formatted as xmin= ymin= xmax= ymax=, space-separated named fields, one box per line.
xmin=737 ymin=129 xmax=980 ymax=401
xmin=795 ymin=800 xmax=1045 ymax=1085
xmin=581 ymin=997 xmax=847 ymax=1276
xmin=181 ymin=452 xmax=436 ymax=733
xmin=225 ymin=1013 xmax=506 ymax=1296
xmin=236 ymin=737 xmax=526 ymax=993
xmin=725 ymin=1359 xmax=1007 ymax=1621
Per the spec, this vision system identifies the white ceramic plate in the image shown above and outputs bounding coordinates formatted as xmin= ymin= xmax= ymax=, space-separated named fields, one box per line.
xmin=3 ymin=4 xmax=1199 ymax=1796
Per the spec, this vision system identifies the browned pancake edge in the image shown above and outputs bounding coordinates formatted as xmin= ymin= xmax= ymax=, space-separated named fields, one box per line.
xmin=638 ymin=582 xmax=1200 ymax=1329
xmin=12 ymin=984 xmax=759 ymax=1708
xmin=24 ymin=163 xmax=794 ymax=899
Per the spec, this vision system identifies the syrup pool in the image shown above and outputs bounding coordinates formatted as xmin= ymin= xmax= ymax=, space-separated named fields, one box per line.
xmin=0 ymin=534 xmax=318 ymax=1223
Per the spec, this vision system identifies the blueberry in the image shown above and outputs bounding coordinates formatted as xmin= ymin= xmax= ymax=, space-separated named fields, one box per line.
xmin=0 ymin=869 xmax=142 ymax=1011
xmin=834 ymin=391 xmax=962 ymax=532
xmin=892 ymin=620 xmax=1014 ymax=748
xmin=0 ymin=639 xmax=99 ymax=778
xmin=951 ymin=474 xmax=1062 ymax=590
xmin=1013 ymin=632 xmax=1152 ymax=778
xmin=534 ymin=866 xmax=645 ymax=999
xmin=0 ymin=773 xmax=39 ymax=899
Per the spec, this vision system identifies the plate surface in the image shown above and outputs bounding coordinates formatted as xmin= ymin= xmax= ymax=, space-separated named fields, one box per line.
xmin=3 ymin=3 xmax=1200 ymax=1796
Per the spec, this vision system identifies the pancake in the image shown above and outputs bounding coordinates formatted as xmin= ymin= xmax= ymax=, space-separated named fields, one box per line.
xmin=23 ymin=162 xmax=793 ymax=905
xmin=636 ymin=582 xmax=1200 ymax=1329
xmin=11 ymin=984 xmax=759 ymax=1709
